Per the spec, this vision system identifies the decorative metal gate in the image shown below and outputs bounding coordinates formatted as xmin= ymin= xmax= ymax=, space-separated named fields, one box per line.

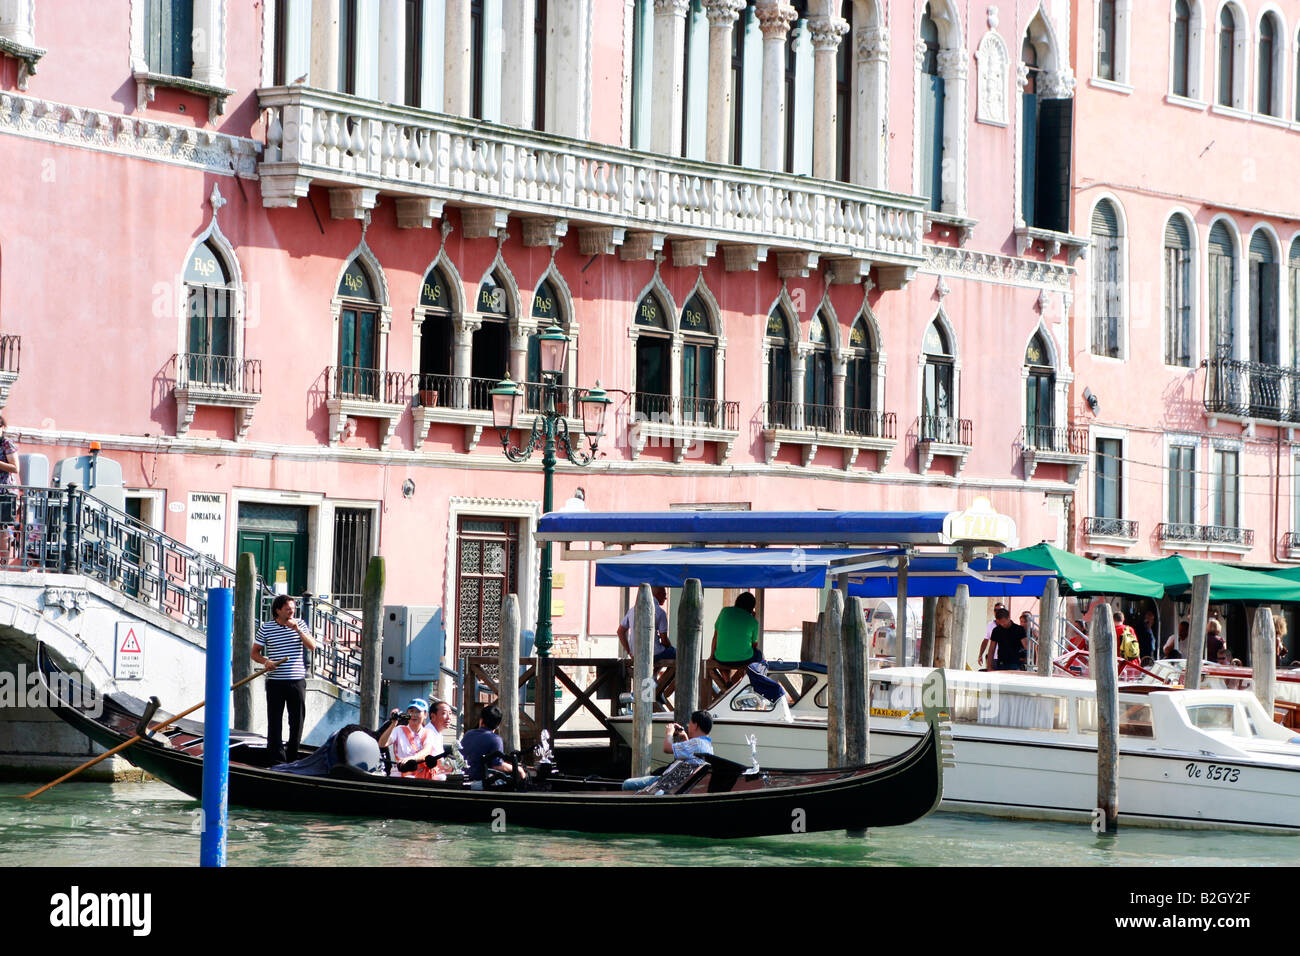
xmin=455 ymin=517 xmax=520 ymax=660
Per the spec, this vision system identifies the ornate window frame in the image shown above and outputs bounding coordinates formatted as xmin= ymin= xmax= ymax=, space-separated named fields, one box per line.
xmin=129 ymin=0 xmax=233 ymax=121
xmin=326 ymin=241 xmax=399 ymax=448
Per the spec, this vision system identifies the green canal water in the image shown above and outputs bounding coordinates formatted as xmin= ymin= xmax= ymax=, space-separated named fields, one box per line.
xmin=0 ymin=781 xmax=1295 ymax=866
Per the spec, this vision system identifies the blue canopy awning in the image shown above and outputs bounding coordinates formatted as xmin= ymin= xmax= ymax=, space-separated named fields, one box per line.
xmin=593 ymin=548 xmax=1055 ymax=597
xmin=540 ymin=510 xmax=956 ymax=546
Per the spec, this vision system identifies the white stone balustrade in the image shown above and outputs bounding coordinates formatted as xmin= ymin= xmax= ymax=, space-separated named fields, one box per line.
xmin=259 ymin=86 xmax=926 ymax=270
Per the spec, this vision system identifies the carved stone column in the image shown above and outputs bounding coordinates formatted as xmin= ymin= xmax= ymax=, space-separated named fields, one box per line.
xmin=451 ymin=316 xmax=482 ymax=408
xmin=791 ymin=345 xmax=807 ymax=430
xmin=831 ymin=355 xmax=847 ymax=432
xmin=703 ymin=0 xmax=745 ymax=164
xmin=809 ymin=15 xmax=848 ymax=180
xmin=310 ymin=0 xmax=341 ymax=92
xmin=652 ymin=0 xmax=691 ymax=155
xmin=935 ymin=47 xmax=969 ymax=215
xmin=501 ymin=0 xmax=537 ymax=128
xmin=444 ymin=0 xmax=473 ymax=115
xmin=756 ymin=0 xmax=796 ymax=171
xmin=377 ymin=0 xmax=406 ymax=104
xmin=855 ymin=26 xmax=888 ymax=187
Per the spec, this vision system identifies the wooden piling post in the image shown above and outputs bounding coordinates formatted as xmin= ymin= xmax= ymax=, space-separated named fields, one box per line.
xmin=920 ymin=596 xmax=937 ymax=668
xmin=674 ymin=578 xmax=704 ymax=727
xmin=232 ymin=551 xmax=257 ymax=731
xmin=895 ymin=555 xmax=909 ymax=667
xmin=1252 ymin=606 xmax=1277 ymax=718
xmin=823 ymin=589 xmax=845 ymax=766
xmin=359 ymin=556 xmax=385 ymax=730
xmin=498 ymin=594 xmax=522 ymax=753
xmin=842 ymin=595 xmax=870 ymax=765
xmin=1091 ymin=601 xmax=1119 ymax=832
xmin=631 ymin=584 xmax=656 ymax=777
xmin=1185 ymin=573 xmax=1211 ymax=689
xmin=1037 ymin=577 xmax=1060 ymax=678
xmin=950 ymin=584 xmax=970 ymax=670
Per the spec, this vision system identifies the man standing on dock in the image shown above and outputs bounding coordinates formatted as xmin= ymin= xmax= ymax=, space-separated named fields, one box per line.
xmin=251 ymin=594 xmax=316 ymax=765
xmin=983 ymin=607 xmax=1028 ymax=671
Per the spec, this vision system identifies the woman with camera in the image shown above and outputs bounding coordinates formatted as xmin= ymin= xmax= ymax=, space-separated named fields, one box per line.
xmin=378 ymin=698 xmax=444 ymax=779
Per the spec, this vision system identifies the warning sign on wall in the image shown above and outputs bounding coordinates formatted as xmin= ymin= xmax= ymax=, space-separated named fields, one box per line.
xmin=115 ymin=622 xmax=145 ymax=680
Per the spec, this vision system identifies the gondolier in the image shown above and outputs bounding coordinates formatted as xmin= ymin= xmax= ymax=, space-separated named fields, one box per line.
xmin=251 ymin=595 xmax=317 ymax=764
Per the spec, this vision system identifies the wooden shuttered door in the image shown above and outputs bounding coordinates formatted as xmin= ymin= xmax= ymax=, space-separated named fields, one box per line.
xmin=920 ymin=75 xmax=945 ymax=212
xmin=1034 ymin=98 xmax=1073 ymax=234
xmin=1208 ymin=224 xmax=1235 ymax=357
xmin=1249 ymin=231 xmax=1279 ymax=365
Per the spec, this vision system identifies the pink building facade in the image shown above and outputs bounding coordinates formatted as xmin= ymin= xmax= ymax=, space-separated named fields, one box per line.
xmin=1070 ymin=0 xmax=1300 ymax=649
xmin=0 ymin=1 xmax=1089 ymax=666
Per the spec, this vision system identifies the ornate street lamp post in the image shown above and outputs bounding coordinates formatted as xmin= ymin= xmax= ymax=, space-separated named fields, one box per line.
xmin=489 ymin=325 xmax=609 ymax=727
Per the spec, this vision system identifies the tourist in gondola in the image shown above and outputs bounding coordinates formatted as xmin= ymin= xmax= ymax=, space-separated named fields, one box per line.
xmin=378 ymin=698 xmax=442 ymax=779
xmin=461 ymin=703 xmax=521 ymax=788
xmin=621 ymin=710 xmax=714 ymax=791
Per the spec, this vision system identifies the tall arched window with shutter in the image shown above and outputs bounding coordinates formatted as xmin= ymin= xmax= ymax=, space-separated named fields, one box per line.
xmin=1097 ymin=0 xmax=1117 ymax=80
xmin=1172 ymin=0 xmax=1191 ymax=96
xmin=845 ymin=317 xmax=877 ymax=436
xmin=1024 ymin=332 xmax=1055 ymax=450
xmin=918 ymin=6 xmax=944 ymax=212
xmin=185 ymin=239 xmax=235 ymax=387
xmin=416 ymin=265 xmax=454 ymax=406
xmin=1258 ymin=12 xmax=1279 ymax=116
xmin=804 ymin=311 xmax=833 ymax=429
xmin=680 ymin=292 xmax=718 ymax=424
xmin=765 ymin=304 xmax=796 ymax=428
xmin=1208 ymin=221 xmax=1237 ymax=357
xmin=633 ymin=289 xmax=672 ymax=419
xmin=337 ymin=256 xmax=381 ymax=398
xmin=1090 ymin=200 xmax=1123 ymax=358
xmin=1164 ymin=215 xmax=1193 ymax=367
xmin=921 ymin=320 xmax=955 ymax=442
xmin=1218 ymin=5 xmax=1237 ymax=108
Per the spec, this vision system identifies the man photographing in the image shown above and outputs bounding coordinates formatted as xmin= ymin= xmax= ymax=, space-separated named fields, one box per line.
xmin=251 ymin=594 xmax=316 ymax=764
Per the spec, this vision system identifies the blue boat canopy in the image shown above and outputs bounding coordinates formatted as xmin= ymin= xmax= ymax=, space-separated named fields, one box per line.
xmin=593 ymin=548 xmax=1054 ymax=597
xmin=539 ymin=502 xmax=1018 ymax=548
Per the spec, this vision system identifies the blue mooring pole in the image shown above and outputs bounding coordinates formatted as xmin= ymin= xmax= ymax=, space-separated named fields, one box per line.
xmin=201 ymin=587 xmax=233 ymax=867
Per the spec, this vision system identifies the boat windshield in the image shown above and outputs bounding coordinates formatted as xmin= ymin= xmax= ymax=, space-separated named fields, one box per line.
xmin=1077 ymin=699 xmax=1154 ymax=737
xmin=1186 ymin=704 xmax=1234 ymax=731
xmin=949 ymin=686 xmax=1068 ymax=731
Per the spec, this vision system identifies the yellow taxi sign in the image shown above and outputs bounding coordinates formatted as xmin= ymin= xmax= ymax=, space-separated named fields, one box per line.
xmin=943 ymin=496 xmax=1017 ymax=547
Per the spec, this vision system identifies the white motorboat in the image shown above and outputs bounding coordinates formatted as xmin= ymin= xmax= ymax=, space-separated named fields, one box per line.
xmin=610 ymin=662 xmax=1300 ymax=832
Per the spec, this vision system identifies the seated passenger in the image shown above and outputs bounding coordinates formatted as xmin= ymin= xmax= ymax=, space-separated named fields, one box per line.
xmin=460 ymin=703 xmax=521 ymax=787
xmin=621 ymin=710 xmax=714 ymax=791
xmin=378 ymin=698 xmax=441 ymax=779
xmin=711 ymin=593 xmax=760 ymax=684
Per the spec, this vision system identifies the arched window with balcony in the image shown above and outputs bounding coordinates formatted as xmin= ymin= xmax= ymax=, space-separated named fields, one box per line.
xmin=1258 ymin=11 xmax=1281 ymax=116
xmin=337 ymin=255 xmax=382 ymax=398
xmin=184 ymin=238 xmax=237 ymax=388
xmin=765 ymin=302 xmax=796 ymax=428
xmin=415 ymin=263 xmax=455 ymax=408
xmin=845 ymin=315 xmax=880 ymax=436
xmin=1090 ymin=199 xmax=1124 ymax=358
xmin=1024 ymin=332 xmax=1055 ymax=450
xmin=921 ymin=319 xmax=957 ymax=442
xmin=804 ymin=310 xmax=834 ymax=429
xmin=633 ymin=288 xmax=673 ymax=421
xmin=471 ymin=268 xmax=513 ymax=408
xmin=680 ymin=291 xmax=718 ymax=424
xmin=1248 ymin=229 xmax=1280 ymax=368
xmin=1164 ymin=214 xmax=1194 ymax=367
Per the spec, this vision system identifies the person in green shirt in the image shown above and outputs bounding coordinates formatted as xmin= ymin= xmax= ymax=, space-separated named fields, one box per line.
xmin=711 ymin=592 xmax=760 ymax=682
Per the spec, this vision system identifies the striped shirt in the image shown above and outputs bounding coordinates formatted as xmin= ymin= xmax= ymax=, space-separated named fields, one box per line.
xmin=254 ymin=620 xmax=307 ymax=680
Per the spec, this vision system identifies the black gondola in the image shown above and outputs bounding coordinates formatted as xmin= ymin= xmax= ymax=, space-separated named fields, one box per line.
xmin=37 ymin=645 xmax=949 ymax=838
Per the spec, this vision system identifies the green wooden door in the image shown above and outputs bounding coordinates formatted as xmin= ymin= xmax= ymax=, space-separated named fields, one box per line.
xmin=236 ymin=504 xmax=309 ymax=595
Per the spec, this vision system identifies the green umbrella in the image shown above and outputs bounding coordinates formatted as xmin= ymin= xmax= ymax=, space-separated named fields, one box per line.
xmin=1123 ymin=555 xmax=1300 ymax=601
xmin=998 ymin=543 xmax=1165 ymax=598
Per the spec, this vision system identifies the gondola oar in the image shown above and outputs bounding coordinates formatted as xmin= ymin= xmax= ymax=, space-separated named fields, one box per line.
xmin=16 ymin=660 xmax=284 ymax=800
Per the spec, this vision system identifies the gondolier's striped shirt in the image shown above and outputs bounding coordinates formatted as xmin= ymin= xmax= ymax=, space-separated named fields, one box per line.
xmin=255 ymin=621 xmax=307 ymax=680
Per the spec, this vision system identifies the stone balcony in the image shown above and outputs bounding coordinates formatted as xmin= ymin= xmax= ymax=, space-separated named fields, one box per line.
xmin=173 ymin=353 xmax=261 ymax=441
xmin=257 ymin=87 xmax=927 ymax=285
xmin=761 ymin=402 xmax=897 ymax=470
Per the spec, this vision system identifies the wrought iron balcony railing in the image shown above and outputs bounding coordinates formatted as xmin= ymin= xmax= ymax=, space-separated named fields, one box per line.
xmin=629 ymin=392 xmax=739 ymax=430
xmin=1202 ymin=355 xmax=1300 ymax=423
xmin=1024 ymin=424 xmax=1089 ymax=454
xmin=327 ymin=365 xmax=407 ymax=404
xmin=1082 ymin=517 xmax=1139 ymax=539
xmin=411 ymin=373 xmax=583 ymax=416
xmin=918 ymin=415 xmax=973 ymax=446
xmin=2 ymin=486 xmax=362 ymax=693
xmin=1157 ymin=522 xmax=1254 ymax=547
xmin=175 ymin=352 xmax=262 ymax=393
xmin=761 ymin=401 xmax=896 ymax=440
xmin=1283 ymin=531 xmax=1300 ymax=553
